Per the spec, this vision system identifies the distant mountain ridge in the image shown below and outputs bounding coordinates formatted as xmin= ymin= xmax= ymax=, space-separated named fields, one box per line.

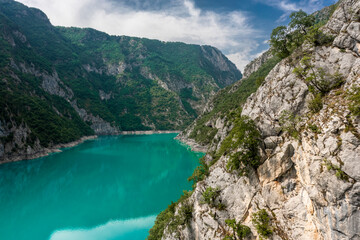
xmin=0 ymin=0 xmax=241 ymax=162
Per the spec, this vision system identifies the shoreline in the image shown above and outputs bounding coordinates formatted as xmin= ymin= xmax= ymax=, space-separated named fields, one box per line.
xmin=175 ymin=135 xmax=208 ymax=153
xmin=119 ymin=130 xmax=180 ymax=135
xmin=1 ymin=131 xmax=181 ymax=164
xmin=1 ymin=131 xmax=196 ymax=164
xmin=1 ymin=135 xmax=97 ymax=164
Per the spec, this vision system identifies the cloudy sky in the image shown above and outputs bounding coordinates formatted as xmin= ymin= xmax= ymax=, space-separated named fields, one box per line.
xmin=17 ymin=0 xmax=336 ymax=71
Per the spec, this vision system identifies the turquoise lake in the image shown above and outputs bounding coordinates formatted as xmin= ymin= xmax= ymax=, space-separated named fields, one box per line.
xmin=0 ymin=134 xmax=203 ymax=240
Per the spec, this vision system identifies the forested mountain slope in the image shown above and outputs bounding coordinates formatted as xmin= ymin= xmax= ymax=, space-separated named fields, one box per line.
xmin=0 ymin=0 xmax=241 ymax=162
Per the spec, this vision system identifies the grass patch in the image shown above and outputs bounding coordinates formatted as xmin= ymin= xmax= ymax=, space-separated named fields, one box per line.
xmin=323 ymin=159 xmax=349 ymax=181
xmin=225 ymin=219 xmax=252 ymax=240
xmin=252 ymin=209 xmax=273 ymax=239
xmin=279 ymin=111 xmax=301 ymax=140
xmin=348 ymin=86 xmax=360 ymax=117
xmin=308 ymin=124 xmax=321 ymax=134
xmin=308 ymin=93 xmax=323 ymax=113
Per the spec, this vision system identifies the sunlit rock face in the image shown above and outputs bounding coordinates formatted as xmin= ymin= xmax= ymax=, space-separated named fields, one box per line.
xmin=242 ymin=50 xmax=273 ymax=79
xmin=162 ymin=0 xmax=360 ymax=239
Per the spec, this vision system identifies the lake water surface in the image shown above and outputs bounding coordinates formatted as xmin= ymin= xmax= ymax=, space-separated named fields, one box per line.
xmin=0 ymin=134 xmax=203 ymax=240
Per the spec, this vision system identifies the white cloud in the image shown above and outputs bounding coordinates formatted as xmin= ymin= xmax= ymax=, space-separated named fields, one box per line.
xmin=17 ymin=0 xmax=264 ymax=71
xmin=226 ymin=47 xmax=259 ymax=74
xmin=255 ymin=0 xmax=334 ymax=24
xmin=256 ymin=0 xmax=328 ymax=17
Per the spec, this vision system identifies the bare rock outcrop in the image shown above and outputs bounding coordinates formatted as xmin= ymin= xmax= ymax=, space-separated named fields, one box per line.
xmin=0 ymin=120 xmax=43 ymax=162
xmin=70 ymin=101 xmax=120 ymax=135
xmin=243 ymin=50 xmax=273 ymax=79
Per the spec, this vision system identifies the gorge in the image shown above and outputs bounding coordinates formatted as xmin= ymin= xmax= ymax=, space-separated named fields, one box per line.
xmin=0 ymin=0 xmax=241 ymax=163
xmin=0 ymin=0 xmax=359 ymax=239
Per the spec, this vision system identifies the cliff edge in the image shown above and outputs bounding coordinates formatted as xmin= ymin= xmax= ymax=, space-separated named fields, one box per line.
xmin=156 ymin=1 xmax=360 ymax=239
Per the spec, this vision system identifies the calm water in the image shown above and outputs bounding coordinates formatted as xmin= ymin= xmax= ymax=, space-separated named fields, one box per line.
xmin=0 ymin=134 xmax=203 ymax=240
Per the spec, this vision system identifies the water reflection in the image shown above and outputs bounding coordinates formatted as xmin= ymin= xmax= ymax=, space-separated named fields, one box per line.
xmin=50 ymin=215 xmax=156 ymax=240
xmin=0 ymin=134 xmax=203 ymax=239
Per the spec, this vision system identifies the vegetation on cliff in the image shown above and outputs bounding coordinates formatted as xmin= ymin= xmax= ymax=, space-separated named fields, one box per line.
xmin=147 ymin=190 xmax=194 ymax=240
xmin=0 ymin=0 xmax=241 ymax=159
xmin=188 ymin=56 xmax=281 ymax=145
xmin=216 ymin=114 xmax=261 ymax=175
xmin=270 ymin=6 xmax=336 ymax=59
xmin=149 ymin=3 xmax=350 ymax=238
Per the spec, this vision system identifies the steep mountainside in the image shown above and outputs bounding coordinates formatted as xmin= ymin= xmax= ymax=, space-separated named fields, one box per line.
xmin=150 ymin=0 xmax=360 ymax=239
xmin=0 ymin=0 xmax=241 ymax=162
xmin=175 ymin=52 xmax=280 ymax=151
xmin=242 ymin=50 xmax=273 ymax=79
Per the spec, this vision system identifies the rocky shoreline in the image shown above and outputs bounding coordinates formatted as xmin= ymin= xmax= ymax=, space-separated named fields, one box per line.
xmin=1 ymin=135 xmax=97 ymax=164
xmin=175 ymin=134 xmax=208 ymax=153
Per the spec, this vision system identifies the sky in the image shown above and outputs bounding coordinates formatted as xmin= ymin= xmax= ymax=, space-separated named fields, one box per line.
xmin=17 ymin=0 xmax=336 ymax=71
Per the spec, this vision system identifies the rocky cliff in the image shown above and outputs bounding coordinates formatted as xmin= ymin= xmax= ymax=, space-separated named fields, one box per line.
xmin=0 ymin=0 xmax=241 ymax=162
xmin=242 ymin=50 xmax=273 ymax=79
xmin=175 ymin=53 xmax=281 ymax=152
xmin=154 ymin=1 xmax=360 ymax=239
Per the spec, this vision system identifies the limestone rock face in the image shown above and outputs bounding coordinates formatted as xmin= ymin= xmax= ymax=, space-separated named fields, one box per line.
xmin=12 ymin=61 xmax=74 ymax=99
xmin=200 ymin=46 xmax=242 ymax=87
xmin=70 ymin=101 xmax=120 ymax=135
xmin=8 ymin=60 xmax=118 ymax=136
xmin=242 ymin=61 xmax=310 ymax=137
xmin=163 ymin=1 xmax=360 ymax=239
xmin=243 ymin=50 xmax=273 ymax=79
xmin=0 ymin=121 xmax=43 ymax=163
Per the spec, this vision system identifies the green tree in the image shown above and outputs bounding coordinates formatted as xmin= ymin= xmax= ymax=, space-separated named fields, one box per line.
xmin=279 ymin=110 xmax=301 ymax=139
xmin=217 ymin=115 xmax=261 ymax=176
xmin=270 ymin=26 xmax=291 ymax=58
xmin=188 ymin=157 xmax=210 ymax=187
xmin=289 ymin=10 xmax=315 ymax=34
xmin=305 ymin=26 xmax=335 ymax=46
xmin=255 ymin=76 xmax=265 ymax=87
xmin=293 ymin=55 xmax=344 ymax=94
xmin=270 ymin=10 xmax=329 ymax=59
xmin=178 ymin=202 xmax=193 ymax=226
